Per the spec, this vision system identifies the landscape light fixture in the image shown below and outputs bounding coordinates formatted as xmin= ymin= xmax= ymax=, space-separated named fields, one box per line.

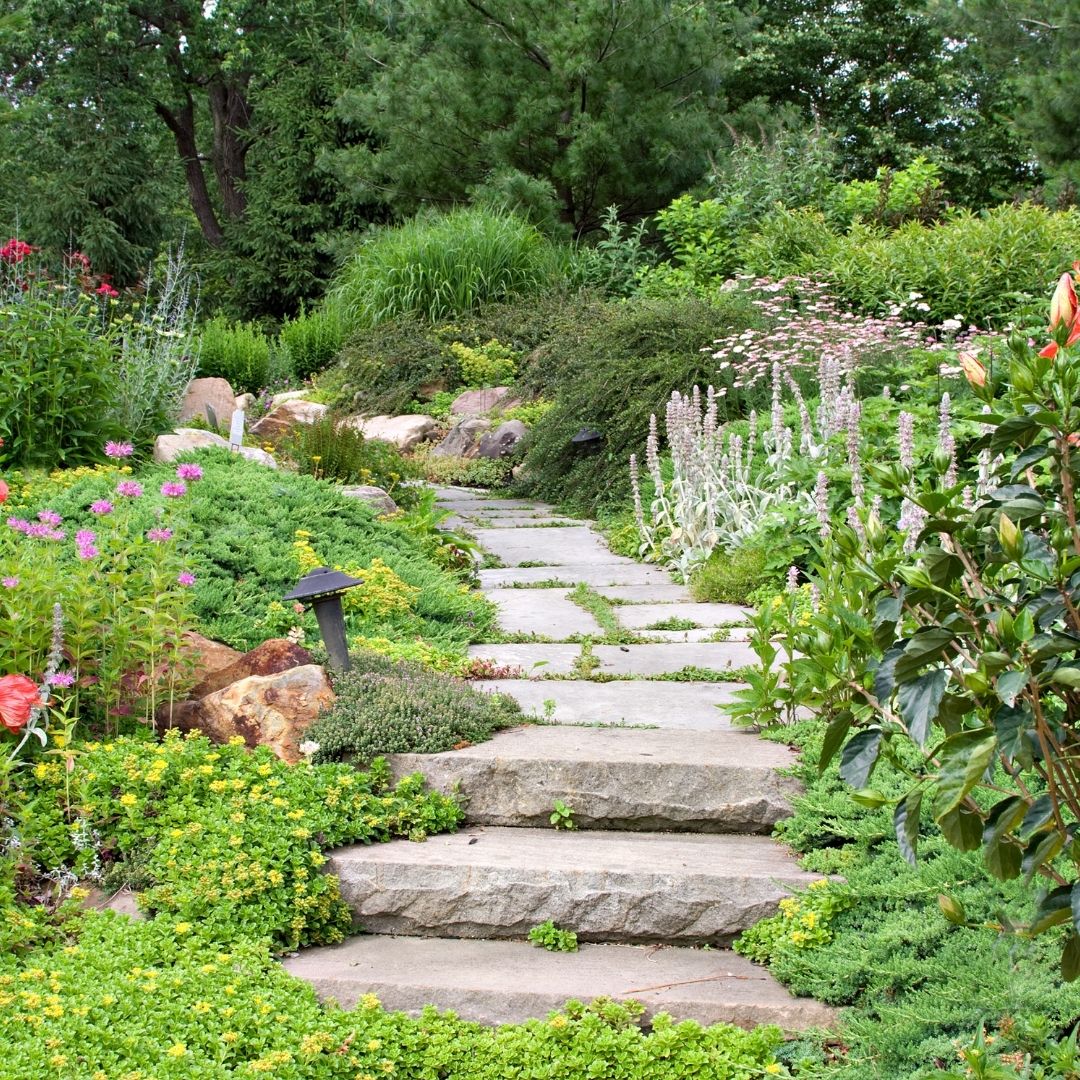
xmin=570 ymin=427 xmax=604 ymax=452
xmin=283 ymin=567 xmax=364 ymax=672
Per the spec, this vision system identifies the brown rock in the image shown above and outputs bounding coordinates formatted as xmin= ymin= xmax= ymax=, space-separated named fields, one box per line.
xmin=180 ymin=665 xmax=334 ymax=763
xmin=153 ymin=428 xmax=277 ymax=468
xmin=250 ymin=399 xmax=329 ymax=442
xmin=189 ymin=638 xmax=314 ymax=699
xmin=450 ymin=387 xmax=519 ymax=418
xmin=340 ymin=414 xmax=438 ymax=451
xmin=179 ymin=377 xmax=236 ymax=431
xmin=182 ymin=632 xmax=242 ymax=687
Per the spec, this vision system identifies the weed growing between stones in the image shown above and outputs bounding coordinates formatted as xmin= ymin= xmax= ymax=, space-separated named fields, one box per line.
xmin=529 ymin=919 xmax=580 ymax=952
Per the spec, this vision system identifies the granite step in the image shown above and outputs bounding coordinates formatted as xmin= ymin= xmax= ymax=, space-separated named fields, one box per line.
xmin=469 ymin=526 xmax=615 ymax=566
xmin=329 ymin=826 xmax=815 ymax=944
xmin=467 ymin=641 xmax=758 ymax=677
xmin=386 ymin=726 xmax=797 ymax=833
xmin=479 ymin=563 xmax=672 ymax=588
xmin=283 ymin=936 xmax=835 ymax=1032
xmin=485 ymin=588 xmax=601 ymax=638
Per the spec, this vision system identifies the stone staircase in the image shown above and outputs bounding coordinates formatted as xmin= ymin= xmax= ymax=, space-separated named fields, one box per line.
xmin=283 ymin=487 xmax=833 ymax=1032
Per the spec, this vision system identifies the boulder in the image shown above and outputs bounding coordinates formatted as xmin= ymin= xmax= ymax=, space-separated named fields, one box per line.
xmin=270 ymin=389 xmax=312 ymax=408
xmin=342 ymin=414 xmax=438 ymax=451
xmin=449 ymin=387 xmax=519 ymax=418
xmin=476 ymin=420 xmax=528 ymax=459
xmin=432 ymin=418 xmax=492 ymax=458
xmin=249 ymin=399 xmax=329 ymax=442
xmin=153 ymin=428 xmax=277 ymax=468
xmin=340 ymin=485 xmax=399 ymax=515
xmin=179 ymin=377 xmax=236 ymax=430
xmin=174 ymin=665 xmax=334 ymax=764
xmin=235 ymin=392 xmax=255 ymax=413
xmin=187 ymin=638 xmax=314 ymax=700
xmin=182 ymin=632 xmax=243 ymax=687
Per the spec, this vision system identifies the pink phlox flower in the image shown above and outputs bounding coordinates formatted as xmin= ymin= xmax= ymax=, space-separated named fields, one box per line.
xmin=160 ymin=481 xmax=187 ymax=498
xmin=175 ymin=463 xmax=203 ymax=481
xmin=104 ymin=441 xmax=134 ymax=459
xmin=116 ymin=480 xmax=143 ymax=498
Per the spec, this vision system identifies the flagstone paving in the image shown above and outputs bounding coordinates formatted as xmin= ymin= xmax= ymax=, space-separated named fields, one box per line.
xmin=288 ymin=487 xmax=833 ymax=1034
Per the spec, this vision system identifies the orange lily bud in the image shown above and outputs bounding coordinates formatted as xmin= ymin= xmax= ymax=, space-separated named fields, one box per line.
xmin=1050 ymin=272 xmax=1078 ymax=329
xmin=957 ymin=351 xmax=986 ymax=387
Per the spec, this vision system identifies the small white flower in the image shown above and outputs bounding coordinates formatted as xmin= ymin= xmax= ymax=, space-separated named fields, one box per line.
xmin=298 ymin=740 xmax=320 ymax=757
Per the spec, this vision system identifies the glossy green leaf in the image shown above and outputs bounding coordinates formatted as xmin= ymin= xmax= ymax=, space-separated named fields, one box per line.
xmin=897 ymin=669 xmax=946 ymax=746
xmin=839 ymin=729 xmax=882 ymax=789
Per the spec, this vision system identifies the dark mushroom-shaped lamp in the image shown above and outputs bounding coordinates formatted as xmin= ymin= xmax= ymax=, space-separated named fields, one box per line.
xmin=283 ymin=567 xmax=364 ymax=672
xmin=570 ymin=427 xmax=604 ymax=453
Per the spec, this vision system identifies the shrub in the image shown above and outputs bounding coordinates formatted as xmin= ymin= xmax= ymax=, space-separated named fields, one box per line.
xmin=278 ymin=305 xmax=343 ymax=380
xmin=307 ymin=650 xmax=522 ymax=765
xmin=196 ymin=315 xmax=275 ymax=393
xmin=825 ymin=155 xmax=946 ymax=229
xmin=411 ymin=449 xmax=514 ymax=490
xmin=690 ymin=546 xmax=775 ymax=604
xmin=326 ymin=207 xmax=565 ymax=331
xmin=449 ymin=338 xmax=518 ymax=387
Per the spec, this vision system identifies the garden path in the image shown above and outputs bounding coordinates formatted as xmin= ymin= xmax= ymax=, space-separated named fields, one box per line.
xmin=284 ymin=489 xmax=833 ymax=1032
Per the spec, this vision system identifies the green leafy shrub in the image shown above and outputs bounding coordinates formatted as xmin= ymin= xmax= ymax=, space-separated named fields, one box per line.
xmin=16 ymin=730 xmax=462 ymax=950
xmin=196 ymin=315 xmax=276 ymax=394
xmin=25 ymin=451 xmax=495 ymax=652
xmin=738 ymin=208 xmax=841 ymax=280
xmin=825 ymin=155 xmax=945 ymax=228
xmin=690 ymin=546 xmax=775 ymax=604
xmin=307 ymin=650 xmax=522 ymax=765
xmin=285 ymin=417 xmax=420 ymax=502
xmin=0 ymin=915 xmax=786 ymax=1079
xmin=412 ymin=449 xmax=514 ymax=489
xmin=574 ymin=206 xmax=657 ymax=298
xmin=449 ymin=339 xmax=518 ymax=387
xmin=326 ymin=208 xmax=565 ymax=331
xmin=528 ymin=920 xmax=579 ymax=952
xmin=278 ymin=306 xmax=344 ymax=380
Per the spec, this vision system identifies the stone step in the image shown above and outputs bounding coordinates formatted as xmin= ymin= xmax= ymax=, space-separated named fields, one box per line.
xmin=386 ymin=726 xmax=797 ymax=833
xmin=470 ymin=526 xmax=614 ymax=567
xmin=595 ymin=584 xmax=693 ymax=603
xmin=479 ymin=563 xmax=672 ymax=588
xmin=463 ymin=514 xmax=581 ymax=528
xmin=329 ymin=827 xmax=814 ymax=944
xmin=634 ymin=628 xmax=753 ymax=643
xmin=467 ymin=641 xmax=758 ymax=677
xmin=486 ymin=588 xmax=601 ymax=638
xmin=615 ymin=602 xmax=751 ymax=630
xmin=474 ymin=679 xmax=745 ymax=730
xmin=283 ymin=936 xmax=835 ymax=1032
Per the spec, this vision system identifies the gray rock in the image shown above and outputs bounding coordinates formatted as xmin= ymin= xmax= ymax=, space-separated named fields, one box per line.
xmin=475 ymin=420 xmax=527 ymax=459
xmin=153 ymin=428 xmax=276 ymax=468
xmin=270 ymin=389 xmax=313 ymax=407
xmin=432 ymin=418 xmax=491 ymax=458
xmin=329 ymin=827 xmax=816 ymax=944
xmin=179 ymin=377 xmax=236 ymax=430
xmin=449 ymin=387 xmax=518 ymax=417
xmin=485 ymin=588 xmax=601 ymax=639
xmin=235 ymin=392 xmax=255 ymax=412
xmin=342 ymin=414 xmax=438 ymax=451
xmin=284 ymin=936 xmax=835 ymax=1032
xmin=339 ymin=485 xmax=398 ymax=515
xmin=387 ymin=726 xmax=798 ymax=833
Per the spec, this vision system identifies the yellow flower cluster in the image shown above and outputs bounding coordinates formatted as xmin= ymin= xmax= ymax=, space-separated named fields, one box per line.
xmin=343 ymin=558 xmax=419 ymax=617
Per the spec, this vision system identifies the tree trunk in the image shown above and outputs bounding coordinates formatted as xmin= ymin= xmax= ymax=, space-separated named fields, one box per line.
xmin=208 ymin=80 xmax=252 ymax=222
xmin=155 ymin=94 xmax=225 ymax=247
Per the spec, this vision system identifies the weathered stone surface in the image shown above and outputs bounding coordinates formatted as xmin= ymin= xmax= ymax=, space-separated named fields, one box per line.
xmin=485 ymin=588 xmax=601 ymax=639
xmin=465 ymin=514 xmax=580 ymax=528
xmin=188 ymin=638 xmax=314 ymax=700
xmin=387 ymin=726 xmax=798 ymax=832
xmin=270 ymin=389 xmax=312 ymax=407
xmin=179 ymin=377 xmax=235 ymax=430
xmin=285 ymin=936 xmax=835 ymax=1032
xmin=330 ymin=827 xmax=815 ymax=943
xmin=449 ymin=387 xmax=518 ymax=417
xmin=431 ymin=418 xmax=491 ymax=458
xmin=82 ymin=886 xmax=144 ymax=920
xmin=478 ymin=563 xmax=670 ymax=588
xmin=470 ymin=526 xmax=613 ymax=567
xmin=235 ymin=393 xmax=255 ymax=413
xmin=153 ymin=429 xmax=277 ymax=468
xmin=249 ymin=399 xmax=328 ymax=441
xmin=593 ymin=584 xmax=692 ymax=603
xmin=473 ymin=679 xmax=743 ymax=730
xmin=343 ymin=414 xmax=438 ymax=451
xmin=174 ymin=665 xmax=333 ymax=763
xmin=340 ymin=485 xmax=398 ymax=515
xmin=475 ymin=420 xmax=527 ymax=459
xmin=467 ymin=641 xmax=758 ymax=677
xmin=181 ymin=632 xmax=243 ymax=687
xmin=616 ymin=602 xmax=750 ymax=630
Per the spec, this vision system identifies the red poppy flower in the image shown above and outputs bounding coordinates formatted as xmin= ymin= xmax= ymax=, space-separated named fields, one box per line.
xmin=0 ymin=674 xmax=40 ymax=732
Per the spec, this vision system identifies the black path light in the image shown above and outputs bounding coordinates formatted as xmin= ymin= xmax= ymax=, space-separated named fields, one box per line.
xmin=571 ymin=427 xmax=604 ymax=453
xmin=283 ymin=567 xmax=364 ymax=672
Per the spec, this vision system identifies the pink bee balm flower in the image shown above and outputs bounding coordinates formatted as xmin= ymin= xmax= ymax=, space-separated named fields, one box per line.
xmin=147 ymin=528 xmax=173 ymax=542
xmin=116 ymin=480 xmax=142 ymax=498
xmin=160 ymin=481 xmax=187 ymax=498
xmin=75 ymin=529 xmax=96 ymax=546
xmin=1 ymin=577 xmax=18 ymax=588
xmin=47 ymin=671 xmax=76 ymax=687
xmin=177 ymin=571 xmax=196 ymax=587
xmin=90 ymin=500 xmax=113 ymax=515
xmin=175 ymin=463 xmax=203 ymax=481
xmin=76 ymin=544 xmax=98 ymax=560
xmin=104 ymin=441 xmax=134 ymax=459
xmin=37 ymin=509 xmax=62 ymax=526
xmin=7 ymin=517 xmax=31 ymax=533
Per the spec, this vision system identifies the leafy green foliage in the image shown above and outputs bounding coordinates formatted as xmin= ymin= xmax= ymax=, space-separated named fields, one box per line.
xmin=549 ymin=800 xmax=577 ymax=830
xmin=278 ymin=306 xmax=344 ymax=381
xmin=528 ymin=920 xmax=579 ymax=952
xmin=690 ymin=547 xmax=775 ymax=604
xmin=449 ymin=339 xmax=518 ymax=388
xmin=826 ymin=156 xmax=945 ymax=228
xmin=412 ymin=450 xmax=514 ymax=490
xmin=196 ymin=316 xmax=277 ymax=395
xmin=307 ymin=651 xmax=521 ymax=766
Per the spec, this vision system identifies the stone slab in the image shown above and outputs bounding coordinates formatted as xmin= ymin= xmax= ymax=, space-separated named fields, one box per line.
xmin=329 ymin=827 xmax=815 ymax=944
xmin=387 ymin=726 xmax=797 ymax=832
xmin=436 ymin=498 xmax=548 ymax=512
xmin=473 ymin=680 xmax=743 ymax=730
xmin=464 ymin=515 xmax=581 ymax=529
xmin=633 ymin=628 xmax=750 ymax=643
xmin=616 ymin=603 xmax=751 ymax=630
xmin=487 ymin=589 xmax=601 ymax=639
xmin=470 ymin=526 xmax=614 ymax=566
xmin=479 ymin=563 xmax=672 ymax=588
xmin=466 ymin=642 xmax=758 ymax=677
xmin=594 ymin=584 xmax=693 ymax=603
xmin=284 ymin=936 xmax=835 ymax=1032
